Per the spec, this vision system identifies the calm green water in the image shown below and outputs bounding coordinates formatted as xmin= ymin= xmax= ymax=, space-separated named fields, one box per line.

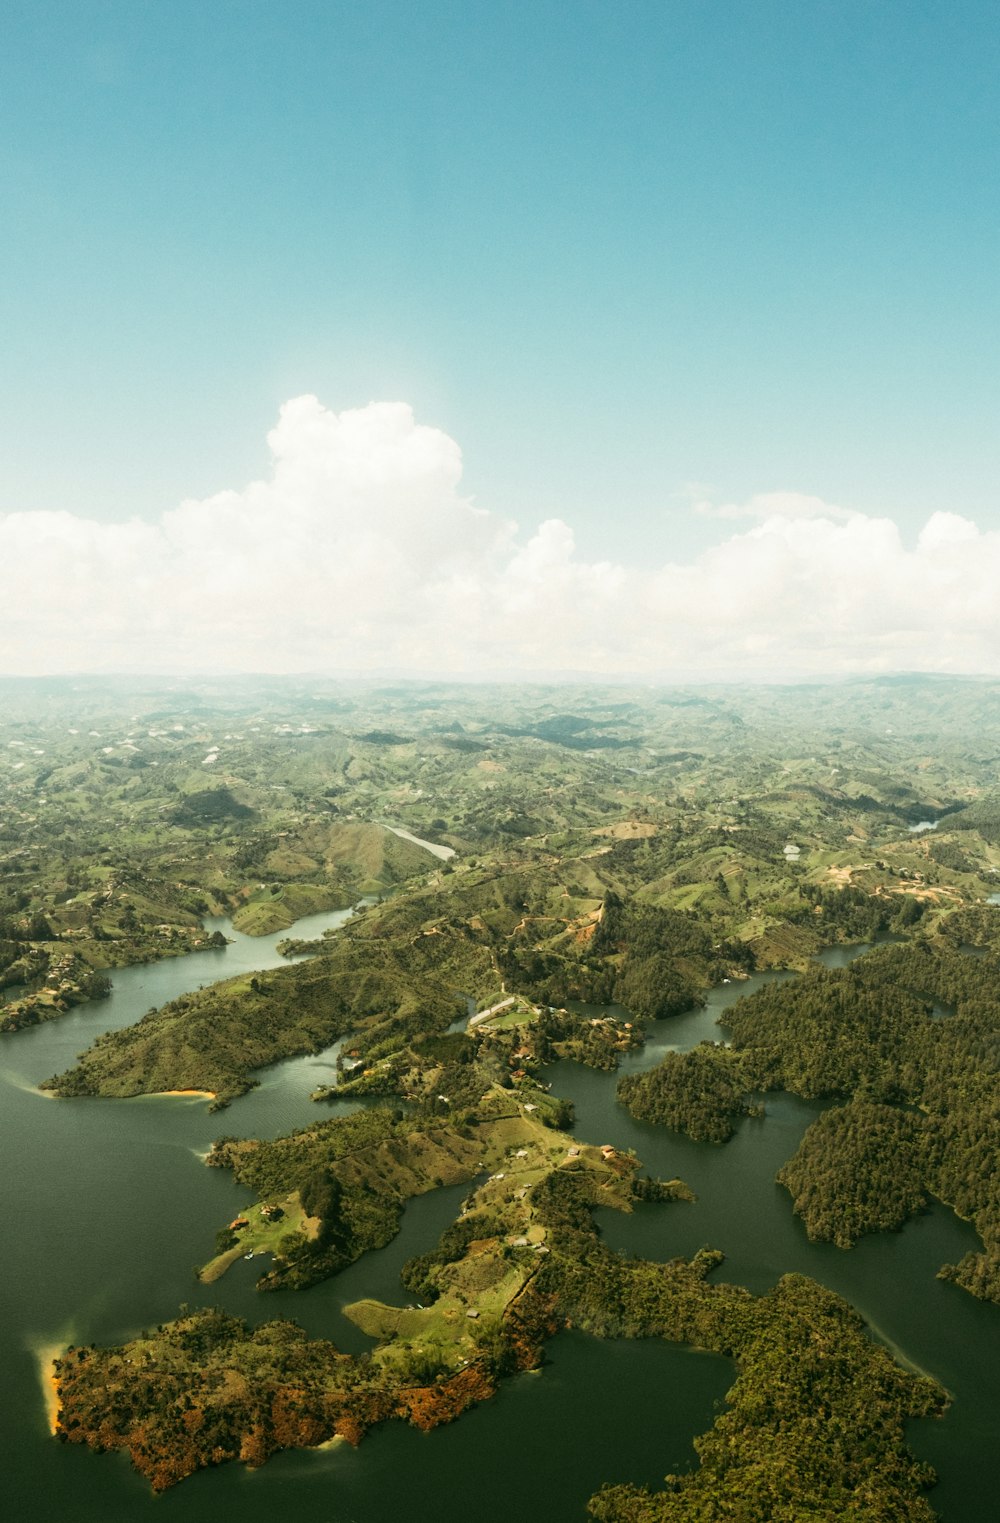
xmin=2 ymin=928 xmax=997 ymax=1520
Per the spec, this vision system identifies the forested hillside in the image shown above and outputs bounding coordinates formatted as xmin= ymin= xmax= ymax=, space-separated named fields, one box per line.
xmin=6 ymin=675 xmax=1000 ymax=1512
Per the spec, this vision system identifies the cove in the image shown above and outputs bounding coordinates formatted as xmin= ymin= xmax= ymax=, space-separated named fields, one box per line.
xmin=2 ymin=923 xmax=999 ymax=1521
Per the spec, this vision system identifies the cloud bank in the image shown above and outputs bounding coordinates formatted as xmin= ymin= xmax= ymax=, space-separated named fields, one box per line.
xmin=3 ymin=395 xmax=999 ymax=680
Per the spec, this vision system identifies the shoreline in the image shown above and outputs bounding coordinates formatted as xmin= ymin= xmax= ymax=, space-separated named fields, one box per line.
xmin=150 ymin=1088 xmax=217 ymax=1099
xmin=36 ymin=1343 xmax=62 ymax=1434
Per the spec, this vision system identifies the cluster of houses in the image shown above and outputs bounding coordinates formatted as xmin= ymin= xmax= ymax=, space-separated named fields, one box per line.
xmin=226 ymin=1201 xmax=284 ymax=1234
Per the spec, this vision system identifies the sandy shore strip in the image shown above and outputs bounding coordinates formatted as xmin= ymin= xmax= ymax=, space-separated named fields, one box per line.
xmin=36 ymin=1342 xmax=63 ymax=1434
xmin=1 ymin=1073 xmax=58 ymax=1099
xmin=149 ymin=1088 xmax=217 ymax=1099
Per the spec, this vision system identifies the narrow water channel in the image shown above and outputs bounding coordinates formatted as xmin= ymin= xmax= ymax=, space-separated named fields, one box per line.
xmin=1 ymin=924 xmax=997 ymax=1521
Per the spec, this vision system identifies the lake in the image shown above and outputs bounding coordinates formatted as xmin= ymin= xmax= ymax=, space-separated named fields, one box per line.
xmin=2 ymin=922 xmax=998 ymax=1521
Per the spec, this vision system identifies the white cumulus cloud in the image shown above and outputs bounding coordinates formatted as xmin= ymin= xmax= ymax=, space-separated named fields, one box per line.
xmin=2 ymin=394 xmax=999 ymax=680
xmin=695 ymin=490 xmax=856 ymax=524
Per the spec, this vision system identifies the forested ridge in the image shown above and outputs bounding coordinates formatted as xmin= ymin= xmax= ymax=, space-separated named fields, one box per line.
xmin=620 ymin=935 xmax=1000 ymax=1302
xmin=42 ymin=872 xmax=731 ymax=1102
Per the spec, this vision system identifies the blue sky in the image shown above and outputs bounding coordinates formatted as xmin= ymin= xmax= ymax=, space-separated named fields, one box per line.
xmin=3 ymin=2 xmax=1000 ymax=676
